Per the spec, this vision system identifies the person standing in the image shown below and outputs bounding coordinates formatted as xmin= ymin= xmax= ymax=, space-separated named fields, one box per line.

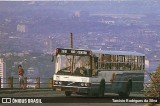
xmin=18 ymin=65 xmax=25 ymax=89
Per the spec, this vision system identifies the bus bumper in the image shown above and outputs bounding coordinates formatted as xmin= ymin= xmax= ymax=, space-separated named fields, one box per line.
xmin=53 ymin=85 xmax=90 ymax=94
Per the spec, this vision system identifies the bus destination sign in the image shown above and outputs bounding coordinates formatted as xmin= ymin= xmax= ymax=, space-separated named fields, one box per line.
xmin=56 ymin=48 xmax=91 ymax=55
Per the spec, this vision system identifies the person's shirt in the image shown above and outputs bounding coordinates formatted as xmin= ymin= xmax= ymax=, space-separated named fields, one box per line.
xmin=18 ymin=68 xmax=24 ymax=76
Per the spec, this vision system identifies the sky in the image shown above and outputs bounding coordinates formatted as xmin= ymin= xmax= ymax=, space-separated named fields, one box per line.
xmin=0 ymin=0 xmax=153 ymax=1
xmin=0 ymin=0 xmax=160 ymax=15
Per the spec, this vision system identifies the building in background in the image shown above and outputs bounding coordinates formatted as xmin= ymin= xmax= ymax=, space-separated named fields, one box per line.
xmin=27 ymin=67 xmax=39 ymax=88
xmin=0 ymin=58 xmax=6 ymax=88
xmin=17 ymin=24 xmax=26 ymax=33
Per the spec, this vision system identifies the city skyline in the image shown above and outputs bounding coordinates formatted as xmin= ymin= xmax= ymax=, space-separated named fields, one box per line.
xmin=0 ymin=1 xmax=160 ymax=78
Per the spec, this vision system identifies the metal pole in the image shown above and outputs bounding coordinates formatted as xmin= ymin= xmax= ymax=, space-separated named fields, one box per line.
xmin=11 ymin=76 xmax=13 ymax=89
xmin=51 ymin=77 xmax=53 ymax=89
xmin=70 ymin=33 xmax=73 ymax=48
xmin=8 ymin=77 xmax=13 ymax=89
xmin=36 ymin=77 xmax=40 ymax=89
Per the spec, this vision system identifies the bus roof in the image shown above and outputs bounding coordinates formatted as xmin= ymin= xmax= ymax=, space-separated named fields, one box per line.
xmin=56 ymin=48 xmax=145 ymax=56
xmin=92 ymin=50 xmax=145 ymax=56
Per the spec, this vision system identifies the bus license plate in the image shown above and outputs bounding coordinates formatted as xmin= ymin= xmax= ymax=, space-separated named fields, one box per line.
xmin=56 ymin=88 xmax=61 ymax=91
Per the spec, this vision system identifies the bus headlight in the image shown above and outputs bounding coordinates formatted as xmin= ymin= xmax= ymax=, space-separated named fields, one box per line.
xmin=85 ymin=83 xmax=88 ymax=86
xmin=59 ymin=81 xmax=62 ymax=85
xmin=81 ymin=83 xmax=84 ymax=86
xmin=80 ymin=83 xmax=91 ymax=87
xmin=85 ymin=83 xmax=91 ymax=87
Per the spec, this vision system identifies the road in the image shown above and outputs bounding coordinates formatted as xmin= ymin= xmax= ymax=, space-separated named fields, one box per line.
xmin=0 ymin=89 xmax=145 ymax=97
xmin=0 ymin=90 xmax=147 ymax=106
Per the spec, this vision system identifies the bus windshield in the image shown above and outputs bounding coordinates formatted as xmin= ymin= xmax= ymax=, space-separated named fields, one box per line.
xmin=55 ymin=54 xmax=91 ymax=77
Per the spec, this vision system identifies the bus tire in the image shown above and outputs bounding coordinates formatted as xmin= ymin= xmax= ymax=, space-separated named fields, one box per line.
xmin=65 ymin=91 xmax=72 ymax=96
xmin=118 ymin=90 xmax=130 ymax=97
xmin=98 ymin=79 xmax=105 ymax=97
xmin=118 ymin=80 xmax=132 ymax=97
xmin=124 ymin=79 xmax=132 ymax=97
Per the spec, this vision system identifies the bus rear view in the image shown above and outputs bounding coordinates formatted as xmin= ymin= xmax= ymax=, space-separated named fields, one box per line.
xmin=52 ymin=48 xmax=92 ymax=96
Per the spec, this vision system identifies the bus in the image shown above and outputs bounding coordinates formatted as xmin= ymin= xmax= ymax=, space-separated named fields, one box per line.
xmin=52 ymin=48 xmax=145 ymax=97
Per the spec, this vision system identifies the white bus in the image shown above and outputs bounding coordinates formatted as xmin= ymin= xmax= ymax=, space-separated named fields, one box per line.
xmin=52 ymin=48 xmax=145 ymax=97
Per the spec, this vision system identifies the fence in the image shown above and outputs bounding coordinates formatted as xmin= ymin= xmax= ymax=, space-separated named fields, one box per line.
xmin=0 ymin=77 xmax=53 ymax=89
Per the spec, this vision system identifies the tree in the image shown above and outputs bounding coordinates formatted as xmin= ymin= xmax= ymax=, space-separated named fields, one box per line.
xmin=145 ymin=64 xmax=160 ymax=106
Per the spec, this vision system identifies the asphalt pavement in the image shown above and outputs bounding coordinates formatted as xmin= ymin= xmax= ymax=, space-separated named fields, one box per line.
xmin=0 ymin=89 xmax=150 ymax=106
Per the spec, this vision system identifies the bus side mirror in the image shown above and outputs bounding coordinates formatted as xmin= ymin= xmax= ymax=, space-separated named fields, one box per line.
xmin=94 ymin=57 xmax=98 ymax=63
xmin=51 ymin=55 xmax=55 ymax=62
xmin=92 ymin=69 xmax=99 ymax=76
xmin=94 ymin=57 xmax=98 ymax=69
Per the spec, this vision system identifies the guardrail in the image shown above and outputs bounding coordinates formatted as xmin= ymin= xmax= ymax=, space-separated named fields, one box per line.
xmin=0 ymin=77 xmax=53 ymax=89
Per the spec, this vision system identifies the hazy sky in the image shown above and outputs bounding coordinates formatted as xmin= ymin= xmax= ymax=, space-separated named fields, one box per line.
xmin=0 ymin=0 xmax=153 ymax=1
xmin=0 ymin=0 xmax=159 ymax=15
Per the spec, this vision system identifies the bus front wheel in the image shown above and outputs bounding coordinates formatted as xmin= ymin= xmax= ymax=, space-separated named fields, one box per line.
xmin=118 ymin=90 xmax=130 ymax=97
xmin=65 ymin=91 xmax=72 ymax=96
xmin=119 ymin=80 xmax=132 ymax=97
